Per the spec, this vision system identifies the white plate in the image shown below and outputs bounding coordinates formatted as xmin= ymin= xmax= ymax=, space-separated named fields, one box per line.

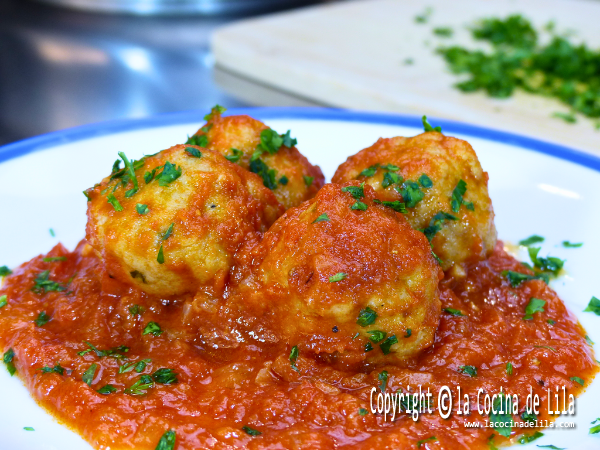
xmin=0 ymin=108 xmax=599 ymax=449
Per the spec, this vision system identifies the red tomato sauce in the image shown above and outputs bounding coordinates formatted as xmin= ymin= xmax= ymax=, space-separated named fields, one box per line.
xmin=0 ymin=240 xmax=596 ymax=449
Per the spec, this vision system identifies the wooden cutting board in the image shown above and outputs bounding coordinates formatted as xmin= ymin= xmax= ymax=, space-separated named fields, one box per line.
xmin=212 ymin=0 xmax=600 ymax=155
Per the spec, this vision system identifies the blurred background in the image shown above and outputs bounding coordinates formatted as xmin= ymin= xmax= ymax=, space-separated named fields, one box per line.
xmin=1 ymin=0 xmax=598 ymax=151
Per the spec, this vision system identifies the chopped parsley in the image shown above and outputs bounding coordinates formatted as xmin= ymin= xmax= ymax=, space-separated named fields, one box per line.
xmin=380 ymin=335 xmax=398 ymax=355
xmin=585 ymin=296 xmax=600 ymax=315
xmin=329 ymin=272 xmax=347 ymax=283
xmin=118 ymin=152 xmax=139 ymax=197
xmin=153 ymin=368 xmax=178 ymax=384
xmin=357 ymin=307 xmax=377 ymax=326
xmin=40 ymin=363 xmax=64 ymax=375
xmin=155 ymin=430 xmax=176 ymax=450
xmin=434 ymin=27 xmax=453 ymax=37
xmin=136 ymin=204 xmax=149 ymax=215
xmin=351 ymin=201 xmax=368 ymax=211
xmin=398 ymin=181 xmax=424 ymax=208
xmin=0 ymin=266 xmax=12 ymax=276
xmin=157 ymin=245 xmax=165 ymax=264
xmin=143 ymin=322 xmax=163 ymax=336
xmin=312 ymin=213 xmax=330 ymax=224
xmin=49 ymin=228 xmax=55 ymax=237
xmin=519 ymin=235 xmax=544 ymax=246
xmin=521 ymin=411 xmax=537 ymax=424
xmin=528 ymin=247 xmax=564 ymax=275
xmin=422 ymin=115 xmax=442 ymax=132
xmin=378 ymin=370 xmax=389 ymax=391
xmin=242 ymin=426 xmax=262 ymax=436
xmin=31 ymin=270 xmax=65 ymax=294
xmin=184 ymin=147 xmax=202 ymax=158
xmin=562 ymin=241 xmax=582 ymax=248
xmin=517 ymin=431 xmax=544 ymax=444
xmin=186 ymin=134 xmax=208 ymax=148
xmin=458 ymin=365 xmax=478 ymax=377
xmin=534 ymin=345 xmax=557 ymax=353
xmin=373 ymin=199 xmax=407 ymax=213
xmin=506 ymin=362 xmax=513 ymax=375
xmin=414 ymin=7 xmax=432 ymax=24
xmin=23 ymin=427 xmax=34 ymax=431
xmin=3 ymin=348 xmax=16 ymax=376
xmin=225 ymin=148 xmax=243 ymax=163
xmin=129 ymin=304 xmax=145 ymax=316
xmin=289 ymin=345 xmax=299 ymax=372
xmin=367 ymin=330 xmax=387 ymax=343
xmin=78 ymin=341 xmax=129 ymax=359
xmin=258 ymin=128 xmax=294 ymax=154
xmin=119 ymin=359 xmax=151 ymax=374
xmin=82 ymin=363 xmax=97 ymax=386
xmin=382 ymin=171 xmax=403 ymax=188
xmin=107 ymin=194 xmax=123 ymax=211
xmin=204 ymin=104 xmax=226 ymax=121
xmin=125 ymin=374 xmax=154 ymax=395
xmin=0 ymin=295 xmax=6 ymax=309
xmin=97 ymin=384 xmax=117 ymax=395
xmin=536 ymin=446 xmax=565 ymax=450
xmin=418 ymin=174 xmax=433 ymax=188
xmin=381 ymin=164 xmax=400 ymax=171
xmin=450 ymin=180 xmax=473 ymax=212
xmin=490 ymin=393 xmax=512 ymax=437
xmin=250 ymin=158 xmax=277 ymax=190
xmin=43 ymin=256 xmax=67 ymax=262
xmin=443 ymin=308 xmax=465 ymax=316
xmin=359 ymin=164 xmax=379 ymax=178
xmin=303 ymin=175 xmax=314 ymax=187
xmin=279 ymin=175 xmax=289 ymax=185
xmin=423 ymin=211 xmax=458 ymax=242
xmin=524 ymin=298 xmax=546 ymax=320
xmin=502 ymin=270 xmax=548 ymax=287
xmin=590 ymin=418 xmax=600 ymax=434
xmin=404 ymin=329 xmax=412 ymax=338
xmin=34 ymin=311 xmax=51 ymax=327
xmin=358 ymin=408 xmax=368 ymax=416
xmin=570 ymin=376 xmax=584 ymax=386
xmin=156 ymin=162 xmax=182 ymax=187
xmin=365 ymin=342 xmax=374 ymax=352
xmin=341 ymin=183 xmax=365 ymax=200
xmin=553 ymin=111 xmax=577 ymax=123
xmin=586 ymin=335 xmax=595 ymax=346
xmin=161 ymin=223 xmax=174 ymax=241
xmin=547 ymin=319 xmax=556 ymax=325
xmin=417 ymin=436 xmax=438 ymax=448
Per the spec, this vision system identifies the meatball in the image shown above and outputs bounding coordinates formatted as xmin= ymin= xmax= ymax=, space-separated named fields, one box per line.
xmin=332 ymin=132 xmax=497 ymax=273
xmin=85 ymin=144 xmax=284 ymax=297
xmin=186 ymin=106 xmax=325 ymax=210
xmin=208 ymin=182 xmax=442 ymax=367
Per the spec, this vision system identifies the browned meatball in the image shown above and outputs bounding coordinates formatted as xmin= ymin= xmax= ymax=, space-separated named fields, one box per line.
xmin=332 ymin=132 xmax=497 ymax=274
xmin=193 ymin=182 xmax=442 ymax=368
xmin=85 ymin=144 xmax=284 ymax=297
xmin=186 ymin=106 xmax=325 ymax=210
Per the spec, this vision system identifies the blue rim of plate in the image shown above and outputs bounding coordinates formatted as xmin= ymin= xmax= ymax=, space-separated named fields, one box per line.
xmin=1 ymin=107 xmax=599 ymax=172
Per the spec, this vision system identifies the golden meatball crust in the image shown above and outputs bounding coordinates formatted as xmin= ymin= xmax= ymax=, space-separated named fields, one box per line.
xmin=332 ymin=132 xmax=497 ymax=273
xmin=85 ymin=144 xmax=284 ymax=297
xmin=225 ymin=182 xmax=442 ymax=367
xmin=188 ymin=108 xmax=325 ymax=210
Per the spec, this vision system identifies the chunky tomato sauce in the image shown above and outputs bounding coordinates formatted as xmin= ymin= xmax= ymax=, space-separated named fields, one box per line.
xmin=0 ymin=241 xmax=596 ymax=449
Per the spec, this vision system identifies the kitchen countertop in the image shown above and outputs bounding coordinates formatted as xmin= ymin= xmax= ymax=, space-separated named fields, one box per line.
xmin=0 ymin=0 xmax=324 ymax=146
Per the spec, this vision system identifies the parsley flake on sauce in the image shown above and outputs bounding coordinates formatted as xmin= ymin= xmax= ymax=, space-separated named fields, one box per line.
xmin=303 ymin=175 xmax=314 ymax=187
xmin=43 ymin=256 xmax=67 ymax=262
xmin=359 ymin=164 xmax=379 ymax=178
xmin=279 ymin=175 xmax=289 ymax=185
xmin=225 ymin=148 xmax=243 ymax=163
xmin=524 ymin=298 xmax=546 ymax=320
xmin=157 ymin=245 xmax=165 ymax=264
xmin=3 ymin=348 xmax=16 ymax=376
xmin=258 ymin=128 xmax=292 ymax=154
xmin=570 ymin=376 xmax=584 ymax=386
xmin=422 ymin=115 xmax=442 ymax=133
xmin=97 ymin=384 xmax=117 ymax=395
xmin=136 ymin=204 xmax=149 ymax=215
xmin=562 ymin=241 xmax=583 ymax=248
xmin=417 ymin=436 xmax=438 ymax=448
xmin=78 ymin=341 xmax=129 ymax=359
xmin=423 ymin=211 xmax=458 ymax=242
xmin=186 ymin=134 xmax=208 ymax=148
xmin=40 ymin=363 xmax=64 ymax=375
xmin=351 ymin=201 xmax=368 ymax=211
xmin=184 ymin=147 xmax=202 ymax=158
xmin=143 ymin=322 xmax=163 ymax=336
xmin=458 ymin=365 xmax=477 ymax=377
xmin=153 ymin=368 xmax=178 ymax=385
xmin=341 ymin=183 xmax=365 ymax=200
xmin=161 ymin=223 xmax=174 ymax=241
xmin=125 ymin=375 xmax=154 ymax=396
xmin=155 ymin=430 xmax=177 ymax=450
xmin=82 ymin=363 xmax=97 ymax=386
xmin=506 ymin=362 xmax=513 ymax=375
xmin=250 ymin=158 xmax=278 ymax=190
xmin=312 ymin=213 xmax=330 ymax=224
xmin=107 ymin=194 xmax=123 ymax=211
xmin=329 ymin=272 xmax=347 ymax=283
xmin=118 ymin=151 xmax=139 ymax=197
xmin=0 ymin=295 xmax=7 ymax=309
xmin=521 ymin=411 xmax=536 ymax=424
xmin=443 ymin=308 xmax=465 ymax=316
xmin=502 ymin=270 xmax=548 ymax=287
xmin=517 ymin=431 xmax=544 ymax=444
xmin=289 ymin=345 xmax=300 ymax=372
xmin=157 ymin=162 xmax=182 ymax=187
xmin=418 ymin=174 xmax=433 ymax=188
xmin=380 ymin=335 xmax=398 ymax=355
xmin=381 ymin=164 xmax=400 ymax=171
xmin=358 ymin=408 xmax=368 ymax=416
xmin=367 ymin=330 xmax=387 ymax=343
xmin=398 ymin=180 xmax=425 ymax=208
xmin=129 ymin=304 xmax=145 ymax=316
xmin=31 ymin=270 xmax=65 ymax=294
xmin=585 ymin=297 xmax=600 ymax=315
xmin=378 ymin=370 xmax=389 ymax=392
xmin=373 ymin=199 xmax=407 ymax=213
xmin=357 ymin=307 xmax=377 ymax=327
xmin=450 ymin=180 xmax=472 ymax=212
xmin=242 ymin=426 xmax=262 ymax=437
xmin=519 ymin=235 xmax=544 ymax=246
xmin=119 ymin=359 xmax=151 ymax=374
xmin=404 ymin=329 xmax=412 ymax=338
xmin=490 ymin=394 xmax=512 ymax=437
xmin=364 ymin=342 xmax=374 ymax=352
xmin=34 ymin=311 xmax=51 ymax=327
xmin=382 ymin=171 xmax=403 ymax=188
xmin=528 ymin=247 xmax=564 ymax=275
xmin=204 ymin=105 xmax=226 ymax=121
xmin=0 ymin=266 xmax=12 ymax=277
